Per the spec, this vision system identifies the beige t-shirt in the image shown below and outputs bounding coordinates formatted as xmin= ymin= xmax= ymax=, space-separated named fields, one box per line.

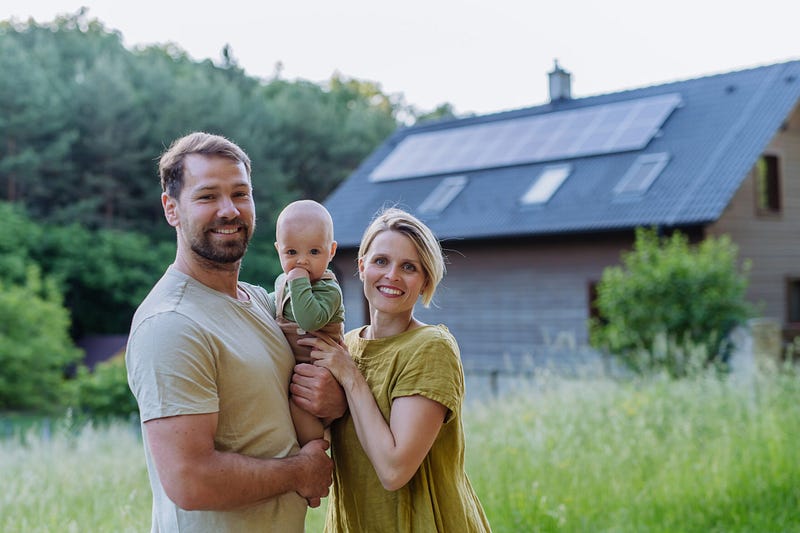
xmin=324 ymin=325 xmax=492 ymax=532
xmin=126 ymin=267 xmax=307 ymax=532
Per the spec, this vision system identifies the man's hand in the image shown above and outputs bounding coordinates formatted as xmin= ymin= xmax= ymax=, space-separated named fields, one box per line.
xmin=291 ymin=363 xmax=347 ymax=421
xmin=294 ymin=438 xmax=333 ymax=503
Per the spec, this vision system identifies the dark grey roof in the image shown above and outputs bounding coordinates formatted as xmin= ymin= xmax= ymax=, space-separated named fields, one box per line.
xmin=325 ymin=60 xmax=800 ymax=247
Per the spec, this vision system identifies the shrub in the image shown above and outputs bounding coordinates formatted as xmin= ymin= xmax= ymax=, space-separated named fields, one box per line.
xmin=0 ymin=266 xmax=83 ymax=411
xmin=590 ymin=228 xmax=753 ymax=377
xmin=70 ymin=355 xmax=138 ymax=420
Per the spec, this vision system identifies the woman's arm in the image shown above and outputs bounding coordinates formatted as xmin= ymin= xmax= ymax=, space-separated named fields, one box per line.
xmin=346 ymin=379 xmax=447 ymax=490
xmin=299 ymin=336 xmax=447 ymax=491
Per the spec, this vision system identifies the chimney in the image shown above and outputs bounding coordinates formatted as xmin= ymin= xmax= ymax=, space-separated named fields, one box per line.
xmin=548 ymin=59 xmax=572 ymax=102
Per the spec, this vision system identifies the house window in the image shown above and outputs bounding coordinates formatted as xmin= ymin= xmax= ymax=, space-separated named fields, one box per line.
xmin=788 ymin=279 xmax=800 ymax=323
xmin=521 ymin=164 xmax=571 ymax=205
xmin=755 ymin=154 xmax=780 ymax=215
xmin=418 ymin=175 xmax=467 ymax=215
xmin=614 ymin=153 xmax=669 ymax=196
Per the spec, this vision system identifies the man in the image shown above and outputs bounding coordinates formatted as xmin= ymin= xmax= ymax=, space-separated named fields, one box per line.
xmin=126 ymin=132 xmax=335 ymax=532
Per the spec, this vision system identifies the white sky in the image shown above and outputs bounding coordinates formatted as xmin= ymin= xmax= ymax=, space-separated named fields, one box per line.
xmin=4 ymin=1 xmax=800 ymax=115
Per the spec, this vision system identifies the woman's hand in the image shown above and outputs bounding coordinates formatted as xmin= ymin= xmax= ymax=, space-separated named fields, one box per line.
xmin=297 ymin=334 xmax=359 ymax=389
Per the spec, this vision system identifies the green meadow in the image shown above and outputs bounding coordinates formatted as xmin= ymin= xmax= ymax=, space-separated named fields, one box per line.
xmin=2 ymin=368 xmax=799 ymax=532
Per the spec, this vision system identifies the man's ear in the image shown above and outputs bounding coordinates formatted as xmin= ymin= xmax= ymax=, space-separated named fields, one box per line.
xmin=162 ymin=193 xmax=180 ymax=227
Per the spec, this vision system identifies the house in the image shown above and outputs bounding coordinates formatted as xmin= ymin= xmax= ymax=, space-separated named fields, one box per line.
xmin=77 ymin=334 xmax=128 ymax=370
xmin=323 ymin=60 xmax=800 ymax=369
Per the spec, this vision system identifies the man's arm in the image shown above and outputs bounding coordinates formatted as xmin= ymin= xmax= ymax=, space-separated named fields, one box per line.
xmin=291 ymin=363 xmax=348 ymax=425
xmin=144 ymin=412 xmax=332 ymax=510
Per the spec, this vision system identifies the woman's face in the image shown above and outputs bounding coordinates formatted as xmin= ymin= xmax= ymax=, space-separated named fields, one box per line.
xmin=359 ymin=230 xmax=427 ymax=317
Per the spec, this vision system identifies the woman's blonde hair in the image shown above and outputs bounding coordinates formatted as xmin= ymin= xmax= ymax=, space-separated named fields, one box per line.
xmin=358 ymin=207 xmax=445 ymax=307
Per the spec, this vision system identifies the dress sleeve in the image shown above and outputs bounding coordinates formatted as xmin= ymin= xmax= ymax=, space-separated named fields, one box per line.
xmin=390 ymin=329 xmax=464 ymax=423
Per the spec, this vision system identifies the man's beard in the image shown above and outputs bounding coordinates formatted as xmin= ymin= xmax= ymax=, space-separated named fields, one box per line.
xmin=190 ymin=221 xmax=253 ymax=265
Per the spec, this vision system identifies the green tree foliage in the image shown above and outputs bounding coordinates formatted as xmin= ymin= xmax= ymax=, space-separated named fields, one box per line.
xmin=0 ymin=19 xmax=77 ymax=214
xmin=0 ymin=202 xmax=39 ymax=285
xmin=413 ymin=102 xmax=459 ymax=124
xmin=0 ymin=201 xmax=172 ymax=337
xmin=0 ymin=10 xmax=407 ymax=237
xmin=32 ymin=223 xmax=173 ymax=336
xmin=0 ymin=267 xmax=83 ymax=412
xmin=70 ymin=356 xmax=138 ymax=419
xmin=590 ymin=228 xmax=753 ymax=377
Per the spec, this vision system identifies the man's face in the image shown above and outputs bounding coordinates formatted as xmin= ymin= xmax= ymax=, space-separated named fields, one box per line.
xmin=164 ymin=154 xmax=256 ymax=266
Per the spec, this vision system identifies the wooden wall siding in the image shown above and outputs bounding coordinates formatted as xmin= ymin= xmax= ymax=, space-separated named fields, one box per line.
xmin=332 ymin=234 xmax=632 ymax=363
xmin=707 ymin=109 xmax=800 ymax=326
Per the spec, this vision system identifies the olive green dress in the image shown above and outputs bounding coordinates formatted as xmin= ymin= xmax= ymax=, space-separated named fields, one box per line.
xmin=324 ymin=325 xmax=491 ymax=532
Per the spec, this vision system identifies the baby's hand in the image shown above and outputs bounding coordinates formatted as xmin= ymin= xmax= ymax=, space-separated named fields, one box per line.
xmin=287 ymin=266 xmax=311 ymax=280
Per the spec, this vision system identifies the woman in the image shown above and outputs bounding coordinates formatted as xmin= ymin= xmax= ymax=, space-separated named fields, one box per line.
xmin=299 ymin=208 xmax=491 ymax=532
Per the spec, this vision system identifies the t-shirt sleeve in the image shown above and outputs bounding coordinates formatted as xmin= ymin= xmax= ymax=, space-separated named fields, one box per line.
xmin=127 ymin=311 xmax=219 ymax=422
xmin=390 ymin=332 xmax=464 ymax=423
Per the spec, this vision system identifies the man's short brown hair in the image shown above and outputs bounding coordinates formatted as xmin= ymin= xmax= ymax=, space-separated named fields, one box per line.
xmin=158 ymin=132 xmax=252 ymax=199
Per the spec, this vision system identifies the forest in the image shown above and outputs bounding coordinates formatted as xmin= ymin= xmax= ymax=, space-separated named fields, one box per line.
xmin=0 ymin=9 xmax=458 ymax=410
xmin=0 ymin=10 xmax=458 ymax=334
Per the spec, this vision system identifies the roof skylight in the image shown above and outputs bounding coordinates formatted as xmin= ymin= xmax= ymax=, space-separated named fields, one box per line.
xmin=521 ymin=165 xmax=571 ymax=205
xmin=418 ymin=175 xmax=468 ymax=215
xmin=614 ymin=153 xmax=670 ymax=195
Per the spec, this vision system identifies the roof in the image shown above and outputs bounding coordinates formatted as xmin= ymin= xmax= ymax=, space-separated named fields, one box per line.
xmin=77 ymin=334 xmax=128 ymax=369
xmin=325 ymin=60 xmax=800 ymax=248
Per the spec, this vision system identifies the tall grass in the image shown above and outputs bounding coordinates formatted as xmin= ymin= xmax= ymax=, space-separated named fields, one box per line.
xmin=466 ymin=368 xmax=800 ymax=532
xmin=0 ymin=417 xmax=150 ymax=532
xmin=2 ymin=369 xmax=799 ymax=532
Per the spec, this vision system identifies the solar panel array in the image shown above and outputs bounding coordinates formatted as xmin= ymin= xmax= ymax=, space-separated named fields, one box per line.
xmin=370 ymin=93 xmax=682 ymax=182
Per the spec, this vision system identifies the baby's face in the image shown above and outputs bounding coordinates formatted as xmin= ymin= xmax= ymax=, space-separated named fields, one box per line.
xmin=275 ymin=218 xmax=336 ymax=280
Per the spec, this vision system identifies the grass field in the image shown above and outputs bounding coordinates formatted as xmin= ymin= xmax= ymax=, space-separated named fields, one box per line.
xmin=2 ymin=368 xmax=799 ymax=532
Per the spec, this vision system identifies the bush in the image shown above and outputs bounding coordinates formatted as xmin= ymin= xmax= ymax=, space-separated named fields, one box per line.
xmin=70 ymin=355 xmax=138 ymax=420
xmin=0 ymin=202 xmax=41 ymax=287
xmin=0 ymin=266 xmax=83 ymax=411
xmin=590 ymin=228 xmax=753 ymax=377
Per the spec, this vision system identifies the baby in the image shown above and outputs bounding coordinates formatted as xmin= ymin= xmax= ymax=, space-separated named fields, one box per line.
xmin=273 ymin=199 xmax=345 ymax=444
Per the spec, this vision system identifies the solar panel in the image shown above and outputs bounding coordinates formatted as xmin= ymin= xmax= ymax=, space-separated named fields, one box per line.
xmin=370 ymin=93 xmax=682 ymax=182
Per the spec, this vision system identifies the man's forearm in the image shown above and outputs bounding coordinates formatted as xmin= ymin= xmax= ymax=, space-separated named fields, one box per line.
xmin=168 ymin=450 xmax=315 ymax=510
xmin=145 ymin=415 xmax=332 ymax=511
